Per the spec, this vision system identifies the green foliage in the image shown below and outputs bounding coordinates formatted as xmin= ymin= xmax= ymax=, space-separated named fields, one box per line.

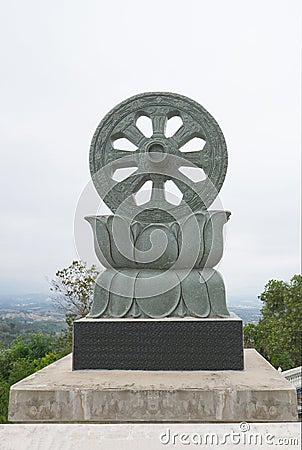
xmin=243 ymin=323 xmax=260 ymax=348
xmin=0 ymin=317 xmax=66 ymax=347
xmin=0 ymin=380 xmax=10 ymax=423
xmin=27 ymin=332 xmax=54 ymax=360
xmin=50 ymin=260 xmax=99 ymax=318
xmin=244 ymin=275 xmax=302 ymax=370
xmin=34 ymin=351 xmax=64 ymax=371
xmin=50 ymin=260 xmax=99 ymax=344
xmin=55 ymin=326 xmax=73 ymax=353
xmin=0 ymin=332 xmax=70 ymax=423
xmin=8 ymin=357 xmax=36 ymax=385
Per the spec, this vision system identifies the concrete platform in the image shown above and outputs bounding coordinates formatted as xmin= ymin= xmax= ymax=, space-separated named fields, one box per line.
xmin=8 ymin=349 xmax=297 ymax=423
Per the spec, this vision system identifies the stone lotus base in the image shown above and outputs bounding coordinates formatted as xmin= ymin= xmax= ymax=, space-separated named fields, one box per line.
xmin=8 ymin=349 xmax=298 ymax=423
xmin=85 ymin=211 xmax=230 ymax=270
xmin=73 ymin=316 xmax=243 ymax=370
xmin=89 ymin=269 xmax=229 ymax=319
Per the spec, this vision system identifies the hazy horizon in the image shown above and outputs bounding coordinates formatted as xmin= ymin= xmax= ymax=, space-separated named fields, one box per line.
xmin=0 ymin=289 xmax=276 ymax=307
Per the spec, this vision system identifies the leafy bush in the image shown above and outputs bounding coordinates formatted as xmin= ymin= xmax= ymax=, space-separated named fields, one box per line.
xmin=0 ymin=332 xmax=69 ymax=423
xmin=244 ymin=275 xmax=302 ymax=370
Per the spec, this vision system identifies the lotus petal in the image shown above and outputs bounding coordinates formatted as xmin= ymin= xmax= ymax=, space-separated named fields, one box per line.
xmin=85 ymin=216 xmax=115 ymax=268
xmin=87 ymin=270 xmax=114 ymax=317
xmin=181 ymin=270 xmax=210 ymax=317
xmin=171 ymin=222 xmax=180 ymax=240
xmin=135 ymin=270 xmax=180 ymax=318
xmin=131 ymin=221 xmax=143 ymax=241
xmin=173 ymin=296 xmax=188 ymax=317
xmin=201 ymin=269 xmax=229 ymax=317
xmin=107 ymin=215 xmax=135 ymax=267
xmin=134 ymin=224 xmax=178 ymax=268
xmin=174 ymin=213 xmax=206 ymax=269
xmin=108 ymin=270 xmax=137 ymax=317
xmin=200 ymin=211 xmax=230 ymax=268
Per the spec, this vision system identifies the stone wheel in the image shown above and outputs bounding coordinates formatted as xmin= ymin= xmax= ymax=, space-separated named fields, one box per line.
xmin=90 ymin=92 xmax=228 ymax=222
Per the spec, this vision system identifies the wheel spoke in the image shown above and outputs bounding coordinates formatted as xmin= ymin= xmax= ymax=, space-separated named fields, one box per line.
xmin=110 ymin=159 xmax=137 ymax=172
xmin=151 ymin=114 xmax=167 ymax=136
xmin=172 ymin=170 xmax=206 ymax=192
xmin=171 ymin=119 xmax=203 ymax=147
xmin=175 ymin=141 xmax=211 ymax=170
xmin=128 ymin=177 xmax=147 ymax=199
xmin=172 ymin=175 xmax=191 ymax=193
xmin=177 ymin=151 xmax=204 ymax=168
xmin=112 ymin=149 xmax=137 ymax=160
xmin=108 ymin=175 xmax=146 ymax=210
xmin=172 ymin=176 xmax=206 ymax=206
xmin=170 ymin=126 xmax=194 ymax=147
xmin=122 ymin=124 xmax=146 ymax=146
xmin=106 ymin=151 xmax=139 ymax=173
xmin=150 ymin=178 xmax=166 ymax=202
xmin=145 ymin=177 xmax=178 ymax=212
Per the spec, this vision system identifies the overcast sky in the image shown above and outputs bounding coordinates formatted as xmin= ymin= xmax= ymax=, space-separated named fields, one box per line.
xmin=0 ymin=0 xmax=300 ymax=303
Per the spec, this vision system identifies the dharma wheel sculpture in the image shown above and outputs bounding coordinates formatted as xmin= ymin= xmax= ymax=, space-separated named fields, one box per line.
xmin=86 ymin=92 xmax=231 ymax=319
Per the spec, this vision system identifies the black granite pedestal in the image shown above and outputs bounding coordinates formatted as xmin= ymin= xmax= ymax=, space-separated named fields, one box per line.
xmin=72 ymin=315 xmax=244 ymax=371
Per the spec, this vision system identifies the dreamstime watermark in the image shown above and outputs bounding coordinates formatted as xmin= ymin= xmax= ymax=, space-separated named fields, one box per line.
xmin=159 ymin=423 xmax=300 ymax=446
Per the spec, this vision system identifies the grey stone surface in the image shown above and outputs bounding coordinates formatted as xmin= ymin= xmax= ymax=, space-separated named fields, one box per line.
xmin=0 ymin=423 xmax=301 ymax=450
xmin=85 ymin=211 xmax=230 ymax=269
xmin=73 ymin=316 xmax=243 ymax=370
xmin=88 ymin=269 xmax=229 ymax=319
xmin=9 ymin=350 xmax=298 ymax=423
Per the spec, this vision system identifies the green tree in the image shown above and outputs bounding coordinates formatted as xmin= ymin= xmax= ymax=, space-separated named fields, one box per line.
xmin=244 ymin=275 xmax=302 ymax=370
xmin=50 ymin=260 xmax=100 ymax=347
xmin=0 ymin=380 xmax=10 ymax=423
xmin=0 ymin=332 xmax=65 ymax=423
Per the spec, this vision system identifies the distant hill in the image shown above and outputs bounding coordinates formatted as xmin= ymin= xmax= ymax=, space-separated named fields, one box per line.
xmin=0 ymin=293 xmax=52 ymax=307
xmin=0 ymin=294 xmax=66 ymax=346
xmin=0 ymin=293 xmax=64 ymax=325
xmin=228 ymin=305 xmax=261 ymax=324
xmin=0 ymin=293 xmax=261 ymax=307
xmin=0 ymin=293 xmax=261 ymax=325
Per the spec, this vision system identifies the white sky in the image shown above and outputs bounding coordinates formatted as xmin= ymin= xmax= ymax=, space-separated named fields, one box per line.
xmin=0 ymin=0 xmax=300 ymax=302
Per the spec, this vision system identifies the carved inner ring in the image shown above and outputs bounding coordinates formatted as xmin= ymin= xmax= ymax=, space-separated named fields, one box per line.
xmin=146 ymin=142 xmax=167 ymax=163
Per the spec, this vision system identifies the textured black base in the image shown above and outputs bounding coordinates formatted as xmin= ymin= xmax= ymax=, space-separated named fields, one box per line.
xmin=73 ymin=317 xmax=244 ymax=371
